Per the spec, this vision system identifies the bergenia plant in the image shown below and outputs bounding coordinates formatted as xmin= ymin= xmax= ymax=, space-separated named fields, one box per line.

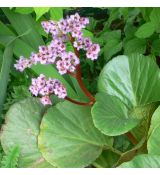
xmin=2 ymin=8 xmax=160 ymax=168
xmin=14 ymin=13 xmax=99 ymax=106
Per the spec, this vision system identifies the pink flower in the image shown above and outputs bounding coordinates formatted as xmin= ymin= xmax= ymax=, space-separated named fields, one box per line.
xmin=73 ymin=38 xmax=84 ymax=50
xmin=40 ymin=96 xmax=52 ymax=106
xmin=86 ymin=44 xmax=100 ymax=60
xmin=83 ymin=38 xmax=92 ymax=49
xmin=53 ymin=81 xmax=67 ymax=99
xmin=14 ymin=56 xmax=32 ymax=72
xmin=56 ymin=60 xmax=68 ymax=75
xmin=29 ymin=75 xmax=67 ymax=105
xmin=56 ymin=52 xmax=79 ymax=74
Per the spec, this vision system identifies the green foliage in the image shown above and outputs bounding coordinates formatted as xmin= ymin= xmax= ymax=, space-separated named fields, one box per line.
xmin=119 ymin=154 xmax=160 ymax=168
xmin=150 ymin=8 xmax=160 ymax=32
xmin=1 ymin=8 xmax=77 ymax=99
xmin=0 ymin=146 xmax=20 ymax=168
xmin=147 ymin=106 xmax=160 ymax=155
xmin=15 ymin=7 xmax=34 ymax=14
xmin=0 ymin=43 xmax=14 ymax=122
xmin=1 ymin=7 xmax=160 ymax=168
xmin=135 ymin=22 xmax=155 ymax=38
xmin=92 ymin=54 xmax=160 ymax=136
xmin=124 ymin=38 xmax=146 ymax=55
xmin=39 ymin=101 xmax=113 ymax=168
xmin=3 ymin=85 xmax=31 ymax=111
xmin=1 ymin=98 xmax=53 ymax=167
xmin=34 ymin=7 xmax=50 ymax=21
xmin=50 ymin=7 xmax=63 ymax=21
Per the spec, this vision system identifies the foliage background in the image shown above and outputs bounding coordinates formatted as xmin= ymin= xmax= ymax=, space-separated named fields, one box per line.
xmin=1 ymin=7 xmax=160 ymax=168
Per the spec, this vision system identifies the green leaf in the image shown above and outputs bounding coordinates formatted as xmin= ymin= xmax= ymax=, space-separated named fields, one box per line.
xmin=101 ymin=30 xmax=122 ymax=60
xmin=1 ymin=146 xmax=20 ymax=168
xmin=93 ymin=150 xmax=119 ymax=168
xmin=34 ymin=7 xmax=50 ymax=21
xmin=92 ymin=54 xmax=160 ymax=136
xmin=101 ymin=30 xmax=121 ymax=42
xmin=0 ymin=49 xmax=3 ymax=71
xmin=0 ymin=98 xmax=53 ymax=167
xmin=2 ymin=8 xmax=44 ymax=49
xmin=0 ymin=44 xmax=14 ymax=122
xmin=140 ymin=8 xmax=153 ymax=22
xmin=50 ymin=7 xmax=63 ymax=21
xmin=147 ymin=106 xmax=160 ymax=155
xmin=119 ymin=154 xmax=160 ymax=168
xmin=124 ymin=23 xmax=137 ymax=39
xmin=135 ymin=22 xmax=155 ymax=38
xmin=82 ymin=29 xmax=93 ymax=39
xmin=38 ymin=101 xmax=113 ymax=168
xmin=0 ymin=21 xmax=15 ymax=36
xmin=15 ymin=7 xmax=34 ymax=14
xmin=150 ymin=8 xmax=160 ymax=32
xmin=104 ymin=39 xmax=122 ymax=60
xmin=124 ymin=38 xmax=146 ymax=55
xmin=151 ymin=39 xmax=160 ymax=56
xmin=92 ymin=93 xmax=141 ymax=136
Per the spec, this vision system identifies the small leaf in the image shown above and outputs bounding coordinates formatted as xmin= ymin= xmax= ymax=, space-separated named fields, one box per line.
xmin=124 ymin=38 xmax=146 ymax=55
xmin=150 ymin=8 xmax=160 ymax=32
xmin=102 ymin=30 xmax=121 ymax=42
xmin=1 ymin=146 xmax=20 ymax=168
xmin=135 ymin=22 xmax=155 ymax=38
xmin=82 ymin=29 xmax=93 ymax=39
xmin=104 ymin=39 xmax=122 ymax=60
xmin=34 ymin=7 xmax=50 ymax=21
xmin=50 ymin=7 xmax=63 ymax=21
xmin=38 ymin=101 xmax=113 ymax=168
xmin=151 ymin=39 xmax=160 ymax=56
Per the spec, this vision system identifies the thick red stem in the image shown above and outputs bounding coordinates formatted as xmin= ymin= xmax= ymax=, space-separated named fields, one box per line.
xmin=76 ymin=64 xmax=95 ymax=102
xmin=126 ymin=132 xmax=138 ymax=145
xmin=69 ymin=35 xmax=95 ymax=103
xmin=65 ymin=97 xmax=94 ymax=106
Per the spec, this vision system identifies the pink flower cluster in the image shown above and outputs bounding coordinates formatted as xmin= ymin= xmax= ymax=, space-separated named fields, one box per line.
xmin=14 ymin=13 xmax=101 ymax=105
xmin=41 ymin=13 xmax=100 ymax=60
xmin=14 ymin=13 xmax=100 ymax=74
xmin=41 ymin=13 xmax=89 ymax=40
xmin=29 ymin=74 xmax=67 ymax=105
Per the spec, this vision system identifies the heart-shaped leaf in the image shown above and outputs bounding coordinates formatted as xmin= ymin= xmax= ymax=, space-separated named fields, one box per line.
xmin=119 ymin=154 xmax=160 ymax=168
xmin=147 ymin=106 xmax=160 ymax=155
xmin=0 ymin=98 xmax=52 ymax=167
xmin=38 ymin=101 xmax=113 ymax=168
xmin=92 ymin=54 xmax=160 ymax=136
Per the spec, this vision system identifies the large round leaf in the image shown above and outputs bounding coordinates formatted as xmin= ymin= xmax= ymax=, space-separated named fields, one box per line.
xmin=119 ymin=154 xmax=160 ymax=168
xmin=92 ymin=93 xmax=141 ymax=135
xmin=0 ymin=98 xmax=52 ymax=167
xmin=147 ymin=106 xmax=160 ymax=155
xmin=38 ymin=101 xmax=113 ymax=168
xmin=92 ymin=54 xmax=160 ymax=136
xmin=98 ymin=54 xmax=160 ymax=107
